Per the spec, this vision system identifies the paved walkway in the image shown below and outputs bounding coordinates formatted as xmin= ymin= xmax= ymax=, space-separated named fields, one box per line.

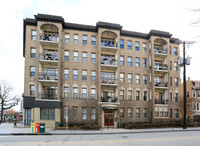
xmin=1 ymin=122 xmax=200 ymax=135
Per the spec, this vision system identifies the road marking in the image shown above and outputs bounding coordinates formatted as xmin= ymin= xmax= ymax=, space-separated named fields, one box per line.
xmin=1 ymin=136 xmax=200 ymax=145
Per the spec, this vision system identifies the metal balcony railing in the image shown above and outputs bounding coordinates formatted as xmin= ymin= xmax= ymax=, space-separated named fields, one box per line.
xmin=40 ymin=33 xmax=59 ymax=42
xmin=154 ymin=47 xmax=168 ymax=55
xmin=101 ymin=96 xmax=118 ymax=103
xmin=101 ymin=59 xmax=118 ymax=66
xmin=39 ymin=52 xmax=58 ymax=61
xmin=39 ymin=72 xmax=58 ymax=81
xmin=155 ymin=99 xmax=168 ymax=105
xmin=101 ymin=78 xmax=118 ymax=84
xmin=154 ymin=82 xmax=168 ymax=87
xmin=101 ymin=39 xmax=117 ymax=48
xmin=154 ymin=65 xmax=168 ymax=71
xmin=38 ymin=92 xmax=57 ymax=100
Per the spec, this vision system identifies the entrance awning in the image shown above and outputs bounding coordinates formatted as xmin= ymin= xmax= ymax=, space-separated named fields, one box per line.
xmin=102 ymin=107 xmax=119 ymax=110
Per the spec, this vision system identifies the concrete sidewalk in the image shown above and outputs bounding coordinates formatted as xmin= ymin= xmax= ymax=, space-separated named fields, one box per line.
xmin=1 ymin=122 xmax=200 ymax=135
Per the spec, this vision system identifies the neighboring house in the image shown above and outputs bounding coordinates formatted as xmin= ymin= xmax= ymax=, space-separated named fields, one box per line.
xmin=23 ymin=14 xmax=181 ymax=128
xmin=181 ymin=77 xmax=200 ymax=121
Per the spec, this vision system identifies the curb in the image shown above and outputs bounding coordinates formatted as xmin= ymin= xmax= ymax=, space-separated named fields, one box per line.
xmin=1 ymin=129 xmax=200 ymax=136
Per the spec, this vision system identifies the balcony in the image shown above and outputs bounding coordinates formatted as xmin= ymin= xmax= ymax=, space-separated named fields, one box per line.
xmin=155 ymin=99 xmax=168 ymax=105
xmin=101 ymin=78 xmax=118 ymax=86
xmin=154 ymin=47 xmax=168 ymax=57
xmin=39 ymin=52 xmax=58 ymax=65
xmin=101 ymin=39 xmax=117 ymax=52
xmin=101 ymin=96 xmax=118 ymax=103
xmin=155 ymin=82 xmax=168 ymax=89
xmin=40 ymin=33 xmax=59 ymax=47
xmin=39 ymin=72 xmax=58 ymax=83
xmin=38 ymin=92 xmax=58 ymax=100
xmin=154 ymin=65 xmax=168 ymax=72
xmin=101 ymin=59 xmax=118 ymax=69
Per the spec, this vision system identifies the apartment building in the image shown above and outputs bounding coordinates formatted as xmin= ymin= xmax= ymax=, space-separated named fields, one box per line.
xmin=181 ymin=77 xmax=200 ymax=121
xmin=23 ymin=14 xmax=181 ymax=128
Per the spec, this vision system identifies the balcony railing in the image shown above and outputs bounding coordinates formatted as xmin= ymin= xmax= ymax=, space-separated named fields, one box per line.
xmin=101 ymin=96 xmax=118 ymax=103
xmin=39 ymin=52 xmax=58 ymax=61
xmin=39 ymin=72 xmax=58 ymax=81
xmin=155 ymin=82 xmax=168 ymax=87
xmin=40 ymin=33 xmax=59 ymax=42
xmin=38 ymin=92 xmax=57 ymax=100
xmin=154 ymin=65 xmax=168 ymax=71
xmin=101 ymin=78 xmax=118 ymax=84
xmin=154 ymin=47 xmax=168 ymax=55
xmin=101 ymin=39 xmax=117 ymax=48
xmin=155 ymin=99 xmax=168 ymax=105
xmin=101 ymin=59 xmax=118 ymax=66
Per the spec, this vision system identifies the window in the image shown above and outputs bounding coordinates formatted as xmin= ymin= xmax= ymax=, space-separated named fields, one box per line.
xmin=175 ymin=93 xmax=178 ymax=102
xmin=170 ymin=61 xmax=172 ymax=70
xmin=128 ymin=90 xmax=132 ymax=100
xmin=136 ymin=108 xmax=140 ymax=118
xmin=64 ymin=69 xmax=69 ymax=79
xmin=175 ymin=109 xmax=179 ymax=118
xmin=30 ymin=85 xmax=35 ymax=96
xmin=143 ymin=43 xmax=147 ymax=52
xmin=143 ymin=75 xmax=147 ymax=84
xmin=143 ymin=91 xmax=147 ymax=101
xmin=30 ymin=66 xmax=35 ymax=77
xmin=135 ymin=57 xmax=140 ymax=67
xmin=120 ymin=108 xmax=125 ymax=118
xmin=82 ymin=35 xmax=87 ymax=45
xmin=82 ymin=70 xmax=87 ymax=80
xmin=143 ymin=108 xmax=147 ymax=118
xmin=91 ymin=36 xmax=96 ymax=45
xmin=135 ymin=42 xmax=139 ymax=51
xmin=136 ymin=90 xmax=140 ymax=101
xmin=174 ymin=48 xmax=177 ymax=56
xmin=164 ymin=108 xmax=168 ymax=117
xmin=91 ymin=71 xmax=96 ymax=81
xmin=64 ymin=51 xmax=69 ymax=61
xmin=64 ymin=107 xmax=68 ymax=122
xmin=64 ymin=87 xmax=69 ymax=97
xmin=82 ymin=107 xmax=87 ymax=120
xmin=128 ymin=57 xmax=132 ymax=66
xmin=120 ymin=40 xmax=124 ymax=49
xmin=160 ymin=107 xmax=164 ymax=117
xmin=73 ymin=52 xmax=78 ymax=62
xmin=31 ymin=48 xmax=36 ymax=58
xmin=82 ymin=88 xmax=87 ymax=98
xmin=120 ymin=90 xmax=124 ymax=100
xmin=91 ymin=108 xmax=96 ymax=120
xmin=170 ymin=77 xmax=172 ymax=86
xmin=74 ymin=34 xmax=78 ymax=44
xmin=40 ymin=109 xmax=55 ymax=120
xmin=31 ymin=30 xmax=37 ymax=40
xmin=128 ymin=74 xmax=132 ymax=84
xmin=120 ymin=73 xmax=124 ymax=83
xmin=73 ymin=106 xmax=78 ymax=120
xmin=136 ymin=75 xmax=140 ymax=84
xmin=65 ymin=34 xmax=70 ymax=43
xmin=91 ymin=88 xmax=96 ymax=99
xmin=174 ymin=62 xmax=178 ymax=71
xmin=193 ymin=90 xmax=196 ymax=98
xmin=155 ymin=107 xmax=159 ymax=117
xmin=143 ymin=58 xmax=147 ymax=68
xmin=127 ymin=41 xmax=132 ymax=50
xmin=120 ymin=56 xmax=124 ymax=66
xmin=187 ymin=91 xmax=190 ymax=98
xmin=82 ymin=52 xmax=87 ymax=62
xmin=170 ymin=92 xmax=173 ymax=101
xmin=170 ymin=46 xmax=171 ymax=55
xmin=73 ymin=87 xmax=78 ymax=98
xmin=198 ymin=91 xmax=200 ymax=98
xmin=175 ymin=78 xmax=178 ymax=86
xmin=128 ymin=108 xmax=132 ymax=118
xmin=73 ymin=70 xmax=78 ymax=80
xmin=91 ymin=53 xmax=96 ymax=63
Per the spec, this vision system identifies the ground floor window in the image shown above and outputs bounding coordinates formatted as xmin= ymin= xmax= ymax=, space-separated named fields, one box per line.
xmin=24 ymin=108 xmax=31 ymax=126
xmin=40 ymin=109 xmax=55 ymax=120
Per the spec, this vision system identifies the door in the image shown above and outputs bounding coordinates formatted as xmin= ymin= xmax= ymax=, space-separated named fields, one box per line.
xmin=104 ymin=114 xmax=114 ymax=126
xmin=24 ymin=109 xmax=31 ymax=126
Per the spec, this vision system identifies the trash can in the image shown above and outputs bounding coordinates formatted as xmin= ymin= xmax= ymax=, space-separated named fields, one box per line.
xmin=36 ymin=122 xmax=40 ymax=133
xmin=31 ymin=123 xmax=36 ymax=133
xmin=40 ymin=123 xmax=45 ymax=133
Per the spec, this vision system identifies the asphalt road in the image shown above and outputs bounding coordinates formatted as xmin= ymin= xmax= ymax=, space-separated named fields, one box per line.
xmin=1 ymin=131 xmax=200 ymax=146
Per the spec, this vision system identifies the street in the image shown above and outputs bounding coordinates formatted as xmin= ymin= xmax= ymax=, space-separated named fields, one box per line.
xmin=1 ymin=131 xmax=200 ymax=146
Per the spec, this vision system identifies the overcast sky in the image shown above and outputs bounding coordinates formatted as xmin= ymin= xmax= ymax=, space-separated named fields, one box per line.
xmin=0 ymin=0 xmax=200 ymax=110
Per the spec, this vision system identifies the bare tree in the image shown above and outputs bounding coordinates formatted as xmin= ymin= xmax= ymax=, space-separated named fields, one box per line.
xmin=0 ymin=80 xmax=19 ymax=121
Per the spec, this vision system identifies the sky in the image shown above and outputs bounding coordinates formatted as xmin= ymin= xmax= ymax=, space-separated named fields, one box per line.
xmin=0 ymin=0 xmax=200 ymax=111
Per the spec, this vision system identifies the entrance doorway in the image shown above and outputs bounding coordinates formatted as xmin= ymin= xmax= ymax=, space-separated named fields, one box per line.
xmin=104 ymin=110 xmax=114 ymax=126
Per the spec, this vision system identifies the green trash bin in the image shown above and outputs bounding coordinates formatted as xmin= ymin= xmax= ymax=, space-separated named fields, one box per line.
xmin=40 ymin=123 xmax=45 ymax=133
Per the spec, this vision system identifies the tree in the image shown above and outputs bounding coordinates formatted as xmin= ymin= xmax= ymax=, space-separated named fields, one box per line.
xmin=0 ymin=80 xmax=19 ymax=121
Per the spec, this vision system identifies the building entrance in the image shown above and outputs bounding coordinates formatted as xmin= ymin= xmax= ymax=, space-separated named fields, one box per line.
xmin=104 ymin=110 xmax=114 ymax=126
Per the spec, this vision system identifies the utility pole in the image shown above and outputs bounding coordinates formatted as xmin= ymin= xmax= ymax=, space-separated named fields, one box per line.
xmin=178 ymin=41 xmax=194 ymax=129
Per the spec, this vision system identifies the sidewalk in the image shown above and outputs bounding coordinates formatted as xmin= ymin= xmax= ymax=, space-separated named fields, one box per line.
xmin=1 ymin=122 xmax=200 ymax=135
